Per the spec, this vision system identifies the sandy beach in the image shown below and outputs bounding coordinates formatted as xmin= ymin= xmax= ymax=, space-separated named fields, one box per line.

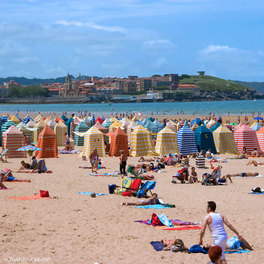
xmin=0 ymin=152 xmax=263 ymax=264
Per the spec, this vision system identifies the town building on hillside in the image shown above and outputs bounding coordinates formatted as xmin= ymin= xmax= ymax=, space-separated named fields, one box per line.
xmin=177 ymin=84 xmax=200 ymax=96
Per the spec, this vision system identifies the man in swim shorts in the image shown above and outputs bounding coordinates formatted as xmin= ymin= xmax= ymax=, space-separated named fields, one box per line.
xmin=199 ymin=201 xmax=243 ymax=264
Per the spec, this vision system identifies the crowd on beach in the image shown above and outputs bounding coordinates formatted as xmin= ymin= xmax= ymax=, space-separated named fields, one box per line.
xmin=1 ymin=111 xmax=263 ymax=264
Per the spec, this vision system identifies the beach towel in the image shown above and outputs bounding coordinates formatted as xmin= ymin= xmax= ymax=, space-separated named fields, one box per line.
xmin=148 ymin=213 xmax=174 ymax=227
xmin=136 ymin=218 xmax=201 ymax=230
xmin=79 ymin=192 xmax=107 ymax=196
xmin=249 ymin=192 xmax=264 ymax=195
xmin=150 ymin=241 xmax=164 ymax=251
xmin=58 ymin=149 xmax=80 ymax=154
xmin=189 ymin=245 xmax=208 ymax=254
xmin=8 ymin=194 xmax=51 ymax=200
xmin=134 ymin=204 xmax=175 ymax=209
xmin=0 ymin=188 xmax=12 ymax=191
xmin=225 ymin=249 xmax=251 ymax=254
xmin=135 ymin=175 xmax=155 ymax=180
xmin=6 ymin=179 xmax=31 ymax=182
xmin=80 ymin=166 xmax=106 ymax=169
xmin=88 ymin=173 xmax=118 ymax=177
xmin=236 ymin=175 xmax=262 ymax=178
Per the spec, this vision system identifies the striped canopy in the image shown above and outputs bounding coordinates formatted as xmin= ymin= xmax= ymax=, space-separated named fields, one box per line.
xmin=213 ymin=126 xmax=239 ymax=154
xmin=74 ymin=121 xmax=89 ymax=146
xmin=177 ymin=123 xmax=198 ymax=155
xmin=54 ymin=120 xmax=67 ymax=146
xmin=80 ymin=126 xmax=105 ymax=157
xmin=256 ymin=126 xmax=264 ymax=152
xmin=234 ymin=123 xmax=260 ymax=152
xmin=195 ymin=125 xmax=217 ymax=154
xmin=155 ymin=126 xmax=179 ymax=155
xmin=130 ymin=125 xmax=156 ymax=157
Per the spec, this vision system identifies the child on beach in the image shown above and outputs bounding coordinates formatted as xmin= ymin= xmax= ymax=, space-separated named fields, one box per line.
xmin=119 ymin=150 xmax=128 ymax=176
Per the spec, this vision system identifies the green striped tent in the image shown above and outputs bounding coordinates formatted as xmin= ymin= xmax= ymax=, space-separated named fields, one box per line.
xmin=74 ymin=121 xmax=89 ymax=146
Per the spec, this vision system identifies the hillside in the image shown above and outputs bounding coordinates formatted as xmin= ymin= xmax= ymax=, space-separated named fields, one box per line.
xmin=179 ymin=75 xmax=252 ymax=92
xmin=233 ymin=80 xmax=264 ymax=94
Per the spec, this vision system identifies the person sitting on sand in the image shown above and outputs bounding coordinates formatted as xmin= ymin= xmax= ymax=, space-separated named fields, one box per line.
xmin=18 ymin=160 xmax=31 ymax=171
xmin=251 ymin=148 xmax=261 ymax=157
xmin=64 ymin=133 xmax=72 ymax=151
xmin=189 ymin=167 xmax=198 ymax=183
xmin=172 ymin=167 xmax=189 ymax=183
xmin=236 ymin=147 xmax=248 ymax=159
xmin=0 ymin=172 xmax=8 ymax=189
xmin=247 ymin=160 xmax=264 ymax=166
xmin=31 ymin=156 xmax=38 ymax=169
xmin=206 ymin=149 xmax=213 ymax=158
xmin=122 ymin=193 xmax=159 ymax=206
xmin=89 ymin=148 xmax=100 ymax=173
xmin=165 ymin=154 xmax=176 ymax=166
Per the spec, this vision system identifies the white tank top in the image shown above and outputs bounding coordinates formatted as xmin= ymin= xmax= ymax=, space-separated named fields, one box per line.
xmin=209 ymin=212 xmax=227 ymax=241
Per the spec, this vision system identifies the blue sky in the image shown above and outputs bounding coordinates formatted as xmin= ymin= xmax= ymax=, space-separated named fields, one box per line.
xmin=0 ymin=0 xmax=264 ymax=81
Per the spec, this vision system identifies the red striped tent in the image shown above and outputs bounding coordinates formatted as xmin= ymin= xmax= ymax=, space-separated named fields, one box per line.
xmin=107 ymin=127 xmax=129 ymax=157
xmin=2 ymin=125 xmax=26 ymax=158
xmin=35 ymin=125 xmax=58 ymax=158
xmin=234 ymin=123 xmax=260 ymax=152
xmin=256 ymin=126 xmax=264 ymax=152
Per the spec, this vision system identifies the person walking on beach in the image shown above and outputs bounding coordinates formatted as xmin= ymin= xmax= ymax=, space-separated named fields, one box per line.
xmin=119 ymin=150 xmax=128 ymax=176
xmin=199 ymin=201 xmax=243 ymax=264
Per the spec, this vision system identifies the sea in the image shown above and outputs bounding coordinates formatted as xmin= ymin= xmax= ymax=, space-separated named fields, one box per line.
xmin=0 ymin=100 xmax=263 ymax=116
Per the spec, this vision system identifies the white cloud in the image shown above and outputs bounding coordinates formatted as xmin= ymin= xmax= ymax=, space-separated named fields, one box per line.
xmin=201 ymin=44 xmax=236 ymax=55
xmin=143 ymin=39 xmax=174 ymax=48
xmin=56 ymin=20 xmax=126 ymax=33
xmin=151 ymin=57 xmax=168 ymax=68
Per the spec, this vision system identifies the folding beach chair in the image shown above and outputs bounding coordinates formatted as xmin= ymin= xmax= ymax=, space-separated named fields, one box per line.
xmin=114 ymin=177 xmax=133 ymax=194
xmin=0 ymin=149 xmax=8 ymax=163
xmin=136 ymin=181 xmax=156 ymax=198
xmin=122 ymin=179 xmax=142 ymax=196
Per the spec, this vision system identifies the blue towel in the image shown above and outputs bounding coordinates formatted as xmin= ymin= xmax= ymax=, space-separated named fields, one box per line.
xmin=249 ymin=192 xmax=264 ymax=195
xmin=189 ymin=244 xmax=208 ymax=254
xmin=79 ymin=192 xmax=107 ymax=196
xmin=225 ymin=249 xmax=251 ymax=254
xmin=133 ymin=204 xmax=171 ymax=209
xmin=150 ymin=241 xmax=164 ymax=251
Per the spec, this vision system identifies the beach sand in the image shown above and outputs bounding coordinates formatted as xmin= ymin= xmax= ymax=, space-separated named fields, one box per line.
xmin=0 ymin=153 xmax=264 ymax=264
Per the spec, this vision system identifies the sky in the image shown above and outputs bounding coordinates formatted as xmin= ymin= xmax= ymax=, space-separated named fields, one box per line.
xmin=0 ymin=0 xmax=264 ymax=81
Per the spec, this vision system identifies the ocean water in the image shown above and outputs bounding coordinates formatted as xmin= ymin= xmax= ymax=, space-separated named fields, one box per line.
xmin=0 ymin=100 xmax=263 ymax=115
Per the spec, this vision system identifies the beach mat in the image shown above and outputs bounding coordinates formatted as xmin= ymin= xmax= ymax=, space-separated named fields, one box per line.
xmin=236 ymin=175 xmax=262 ymax=178
xmin=59 ymin=149 xmax=80 ymax=154
xmin=0 ymin=188 xmax=12 ymax=191
xmin=133 ymin=204 xmax=175 ymax=209
xmin=8 ymin=194 xmax=52 ymax=200
xmin=225 ymin=249 xmax=251 ymax=254
xmin=248 ymin=192 xmax=264 ymax=195
xmin=79 ymin=192 xmax=107 ymax=196
xmin=136 ymin=219 xmax=201 ymax=230
xmin=88 ymin=173 xmax=118 ymax=177
xmin=5 ymin=179 xmax=31 ymax=182
xmin=150 ymin=241 xmax=164 ymax=251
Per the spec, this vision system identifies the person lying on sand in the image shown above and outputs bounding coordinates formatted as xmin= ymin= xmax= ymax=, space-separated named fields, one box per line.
xmin=161 ymin=238 xmax=189 ymax=251
xmin=122 ymin=193 xmax=158 ymax=206
xmin=17 ymin=160 xmax=32 ymax=172
xmin=247 ymin=160 xmax=264 ymax=166
xmin=223 ymin=172 xmax=259 ymax=183
xmin=138 ymin=156 xmax=155 ymax=162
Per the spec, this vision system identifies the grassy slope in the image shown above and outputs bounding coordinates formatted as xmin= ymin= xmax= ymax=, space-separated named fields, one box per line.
xmin=179 ymin=75 xmax=252 ymax=92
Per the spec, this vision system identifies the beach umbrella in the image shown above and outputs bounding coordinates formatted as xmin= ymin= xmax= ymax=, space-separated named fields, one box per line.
xmin=17 ymin=145 xmax=42 ymax=151
xmin=254 ymin=117 xmax=263 ymax=121
xmin=229 ymin=122 xmax=238 ymax=126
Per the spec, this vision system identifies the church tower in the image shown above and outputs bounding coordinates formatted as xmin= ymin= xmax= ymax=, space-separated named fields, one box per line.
xmin=65 ymin=73 xmax=72 ymax=90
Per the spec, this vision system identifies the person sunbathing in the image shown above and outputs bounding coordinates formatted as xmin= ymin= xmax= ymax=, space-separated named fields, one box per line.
xmin=138 ymin=156 xmax=155 ymax=162
xmin=16 ymin=160 xmax=32 ymax=172
xmin=247 ymin=160 xmax=264 ymax=166
xmin=122 ymin=193 xmax=158 ymax=206
xmin=224 ymin=172 xmax=259 ymax=181
xmin=161 ymin=238 xmax=188 ymax=251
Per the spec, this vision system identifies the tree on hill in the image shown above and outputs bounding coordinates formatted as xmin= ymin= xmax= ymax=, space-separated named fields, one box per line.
xmin=6 ymin=85 xmax=49 ymax=98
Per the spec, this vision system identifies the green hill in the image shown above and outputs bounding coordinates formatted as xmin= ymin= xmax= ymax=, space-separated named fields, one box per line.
xmin=179 ymin=75 xmax=252 ymax=92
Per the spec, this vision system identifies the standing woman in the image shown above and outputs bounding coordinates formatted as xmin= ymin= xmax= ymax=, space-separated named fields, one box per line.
xmin=119 ymin=150 xmax=128 ymax=176
xmin=89 ymin=149 xmax=100 ymax=173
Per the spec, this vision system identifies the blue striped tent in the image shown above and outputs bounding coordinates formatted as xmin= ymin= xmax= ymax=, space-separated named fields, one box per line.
xmin=195 ymin=125 xmax=217 ymax=153
xmin=65 ymin=117 xmax=73 ymax=136
xmin=177 ymin=123 xmax=198 ymax=155
xmin=144 ymin=120 xmax=158 ymax=134
xmin=1 ymin=121 xmax=16 ymax=147
xmin=252 ymin=122 xmax=262 ymax=131
xmin=153 ymin=119 xmax=164 ymax=132
xmin=191 ymin=118 xmax=203 ymax=126
xmin=23 ymin=116 xmax=33 ymax=124
xmin=209 ymin=122 xmax=221 ymax=132
xmin=74 ymin=121 xmax=89 ymax=146
xmin=89 ymin=115 xmax=96 ymax=126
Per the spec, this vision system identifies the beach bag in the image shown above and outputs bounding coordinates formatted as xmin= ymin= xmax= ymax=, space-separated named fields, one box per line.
xmin=40 ymin=190 xmax=49 ymax=198
xmin=151 ymin=213 xmax=162 ymax=226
